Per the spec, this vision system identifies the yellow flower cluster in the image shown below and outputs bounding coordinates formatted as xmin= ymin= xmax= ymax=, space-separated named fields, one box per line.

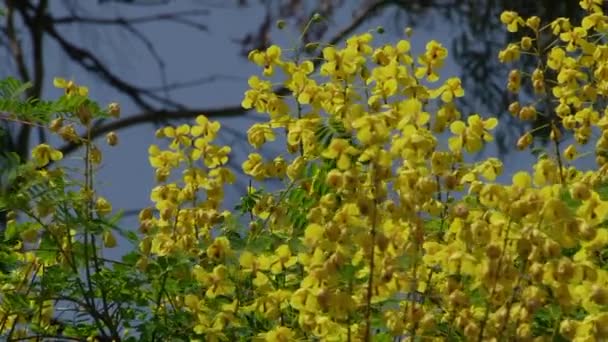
xmin=10 ymin=3 xmax=608 ymax=341
xmin=137 ymin=4 xmax=608 ymax=340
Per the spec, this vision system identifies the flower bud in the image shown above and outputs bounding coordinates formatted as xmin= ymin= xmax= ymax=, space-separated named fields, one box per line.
xmin=591 ymin=285 xmax=608 ymax=305
xmin=508 ymin=101 xmax=520 ymax=116
xmin=559 ymin=320 xmax=579 ymax=339
xmin=106 ymin=132 xmax=118 ymax=146
xmin=570 ymin=182 xmax=590 ymax=200
xmin=533 ymin=79 xmax=545 ymax=93
xmin=103 ymin=231 xmax=117 ymax=248
xmin=59 ymin=125 xmax=80 ymax=143
xmin=520 ymin=36 xmax=533 ymax=50
xmin=304 ymin=42 xmax=319 ymax=53
xmin=90 ymin=145 xmax=102 ymax=165
xmin=108 ymin=102 xmax=120 ymax=118
xmin=405 ymin=27 xmax=413 ymax=37
xmin=76 ymin=105 xmax=92 ymax=125
xmin=276 ymin=20 xmax=286 ymax=30
xmin=516 ymin=132 xmax=533 ymax=150
xmin=95 ymin=197 xmax=112 ymax=216
xmin=452 ymin=202 xmax=469 ymax=218
xmin=485 ymin=244 xmax=502 ymax=259
xmin=519 ymin=106 xmax=536 ymax=121
xmin=326 ymin=169 xmax=343 ymax=188
xmin=139 ymin=207 xmax=154 ymax=221
xmin=564 ymin=144 xmax=577 ymax=160
xmin=526 ymin=16 xmax=540 ymax=30
xmin=550 ymin=124 xmax=562 ymax=141
xmin=139 ymin=219 xmax=153 ymax=234
xmin=49 ymin=117 xmax=63 ymax=132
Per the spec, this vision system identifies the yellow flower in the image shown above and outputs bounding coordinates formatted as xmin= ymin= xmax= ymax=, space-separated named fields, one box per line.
xmin=270 ymin=244 xmax=297 ymax=274
xmin=320 ymin=46 xmax=361 ymax=79
xmin=163 ymin=124 xmax=192 ymax=149
xmin=31 ymin=144 xmax=63 ymax=167
xmin=53 ymin=77 xmax=88 ymax=97
xmin=500 ymin=11 xmax=525 ymax=32
xmin=247 ymin=123 xmax=275 ymax=148
xmin=95 ymin=197 xmax=112 ymax=216
xmin=346 ymin=33 xmax=374 ymax=55
xmin=429 ymin=77 xmax=465 ymax=102
xmin=564 ymin=144 xmax=578 ymax=160
xmin=242 ymin=153 xmax=267 ymax=180
xmin=352 ymin=115 xmax=389 ymax=145
xmin=321 ymin=138 xmax=359 ymax=170
xmin=191 ymin=115 xmax=221 ymax=142
xmin=498 ymin=43 xmax=520 ymax=63
xmin=264 ymin=326 xmax=294 ymax=342
xmin=102 ymin=231 xmax=117 ymax=248
xmin=415 ymin=40 xmax=448 ymax=82
xmin=206 ymin=236 xmax=232 ymax=260
xmin=580 ymin=0 xmax=603 ymax=13
xmin=448 ymin=115 xmax=497 ymax=153
xmin=560 ymin=26 xmax=588 ymax=51
xmin=248 ymin=45 xmax=282 ymax=76
xmin=547 ymin=47 xmax=566 ymax=70
xmin=242 ymin=76 xmax=272 ymax=110
xmin=193 ymin=265 xmax=235 ymax=299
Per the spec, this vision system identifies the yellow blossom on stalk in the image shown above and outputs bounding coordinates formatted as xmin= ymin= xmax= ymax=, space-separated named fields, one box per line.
xmin=270 ymin=245 xmax=297 ymax=274
xmin=321 ymin=138 xmax=359 ymax=170
xmin=320 ymin=46 xmax=362 ymax=79
xmin=551 ymin=17 xmax=572 ymax=35
xmin=191 ymin=115 xmax=221 ymax=142
xmin=498 ymin=43 xmax=520 ymax=63
xmin=247 ymin=123 xmax=275 ymax=148
xmin=31 ymin=144 xmax=63 ymax=167
xmin=206 ymin=236 xmax=232 ymax=260
xmin=448 ymin=114 xmax=498 ymax=153
xmin=415 ymin=40 xmax=448 ymax=82
xmin=582 ymin=12 xmax=607 ymax=30
xmin=346 ymin=32 xmax=374 ymax=55
xmin=242 ymin=76 xmax=273 ymax=111
xmin=163 ymin=124 xmax=192 ymax=149
xmin=263 ymin=326 xmax=295 ymax=342
xmin=548 ymin=47 xmax=566 ymax=70
xmin=248 ymin=45 xmax=283 ymax=76
xmin=500 ymin=11 xmax=525 ymax=32
xmin=352 ymin=115 xmax=389 ymax=145
xmin=193 ymin=265 xmax=235 ymax=299
xmin=242 ymin=153 xmax=267 ymax=180
xmin=396 ymin=98 xmax=430 ymax=128
xmin=53 ymin=77 xmax=88 ymax=96
xmin=196 ymin=145 xmax=230 ymax=168
xmin=560 ymin=26 xmax=589 ymax=52
xmin=580 ymin=0 xmax=604 ymax=13
xmin=430 ymin=77 xmax=465 ymax=102
xmin=565 ymin=144 xmax=579 ymax=160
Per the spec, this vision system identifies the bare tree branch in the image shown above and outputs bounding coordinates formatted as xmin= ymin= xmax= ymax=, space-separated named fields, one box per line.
xmin=41 ymin=15 xmax=181 ymax=111
xmin=58 ymin=104 xmax=247 ymax=155
xmin=53 ymin=9 xmax=210 ymax=32
xmin=141 ymin=74 xmax=246 ymax=92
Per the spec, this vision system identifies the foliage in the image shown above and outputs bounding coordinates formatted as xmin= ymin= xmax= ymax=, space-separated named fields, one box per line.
xmin=2 ymin=2 xmax=608 ymax=341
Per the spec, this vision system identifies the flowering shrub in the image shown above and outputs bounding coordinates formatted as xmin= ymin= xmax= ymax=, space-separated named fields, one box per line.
xmin=2 ymin=2 xmax=608 ymax=341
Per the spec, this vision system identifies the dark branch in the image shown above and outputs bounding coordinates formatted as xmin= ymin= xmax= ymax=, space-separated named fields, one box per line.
xmin=58 ymin=105 xmax=248 ymax=155
xmin=53 ymin=9 xmax=209 ymax=32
